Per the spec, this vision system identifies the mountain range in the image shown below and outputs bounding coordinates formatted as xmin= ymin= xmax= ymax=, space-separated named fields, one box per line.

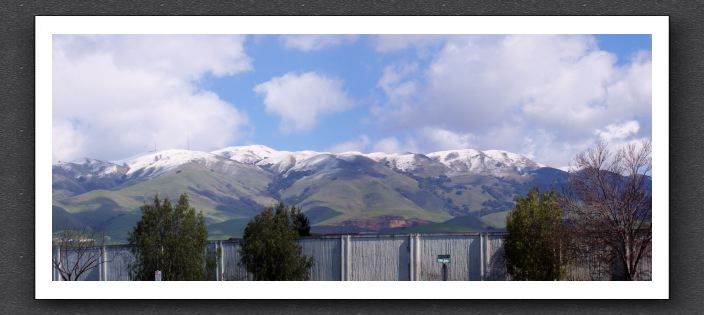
xmin=52 ymin=145 xmax=571 ymax=241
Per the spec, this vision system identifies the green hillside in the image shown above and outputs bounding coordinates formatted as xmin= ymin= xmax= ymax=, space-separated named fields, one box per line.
xmin=480 ymin=210 xmax=510 ymax=228
xmin=207 ymin=218 xmax=250 ymax=239
xmin=282 ymin=156 xmax=474 ymax=225
xmin=55 ymin=163 xmax=276 ymax=219
xmin=52 ymin=162 xmax=278 ymax=241
xmin=52 ymin=156 xmax=571 ymax=241
xmin=382 ymin=214 xmax=498 ymax=234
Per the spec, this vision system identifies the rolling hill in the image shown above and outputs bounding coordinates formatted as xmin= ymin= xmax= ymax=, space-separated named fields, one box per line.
xmin=52 ymin=145 xmax=572 ymax=241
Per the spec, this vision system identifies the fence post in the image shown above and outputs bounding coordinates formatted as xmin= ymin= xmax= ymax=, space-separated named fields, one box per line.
xmin=98 ymin=250 xmax=102 ymax=281
xmin=215 ymin=241 xmax=220 ymax=281
xmin=340 ymin=235 xmax=350 ymax=281
xmin=53 ymin=246 xmax=59 ymax=281
xmin=101 ymin=245 xmax=107 ymax=281
xmin=479 ymin=233 xmax=484 ymax=281
xmin=417 ymin=234 xmax=422 ymax=280
xmin=219 ymin=240 xmax=225 ymax=281
xmin=346 ymin=235 xmax=351 ymax=280
xmin=220 ymin=241 xmax=225 ymax=281
xmin=412 ymin=234 xmax=421 ymax=281
xmin=409 ymin=234 xmax=414 ymax=281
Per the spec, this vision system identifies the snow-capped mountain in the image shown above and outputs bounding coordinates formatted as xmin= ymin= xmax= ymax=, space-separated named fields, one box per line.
xmin=211 ymin=145 xmax=546 ymax=177
xmin=211 ymin=145 xmax=280 ymax=164
xmin=364 ymin=152 xmax=425 ymax=172
xmin=54 ymin=145 xmax=549 ymax=180
xmin=55 ymin=158 xmax=127 ymax=179
xmin=51 ymin=145 xmax=653 ymax=241
xmin=52 ymin=145 xmax=575 ymax=241
xmin=427 ymin=149 xmax=545 ymax=176
xmin=56 ymin=149 xmax=251 ymax=181
xmin=115 ymin=149 xmax=228 ymax=177
xmin=212 ymin=145 xmax=321 ymax=174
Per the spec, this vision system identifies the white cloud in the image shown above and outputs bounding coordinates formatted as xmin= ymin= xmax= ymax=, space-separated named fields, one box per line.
xmin=594 ymin=120 xmax=650 ymax=163
xmin=378 ymin=63 xmax=419 ymax=105
xmin=53 ymin=120 xmax=85 ymax=163
xmin=371 ymin=137 xmax=418 ymax=154
xmin=373 ymin=35 xmax=447 ymax=53
xmin=282 ymin=35 xmax=358 ymax=52
xmin=371 ymin=138 xmax=401 ymax=153
xmin=597 ymin=120 xmax=640 ymax=142
xmin=328 ymin=135 xmax=371 ymax=153
xmin=52 ymin=35 xmax=252 ymax=162
xmin=417 ymin=128 xmax=475 ymax=152
xmin=373 ymin=35 xmax=652 ymax=167
xmin=254 ymin=72 xmax=354 ymax=133
xmin=328 ymin=135 xmax=419 ymax=154
xmin=56 ymin=35 xmax=252 ymax=79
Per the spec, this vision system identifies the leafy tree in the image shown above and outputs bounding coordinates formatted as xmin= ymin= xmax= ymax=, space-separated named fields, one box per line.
xmin=504 ymin=187 xmax=565 ymax=280
xmin=239 ymin=203 xmax=313 ymax=280
xmin=128 ymin=194 xmax=209 ymax=281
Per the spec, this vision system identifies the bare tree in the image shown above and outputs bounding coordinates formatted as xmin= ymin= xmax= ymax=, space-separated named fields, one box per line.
xmin=563 ymin=140 xmax=652 ymax=280
xmin=52 ymin=228 xmax=110 ymax=281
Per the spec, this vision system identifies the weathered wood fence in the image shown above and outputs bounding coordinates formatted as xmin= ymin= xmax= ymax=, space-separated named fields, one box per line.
xmin=52 ymin=232 xmax=651 ymax=281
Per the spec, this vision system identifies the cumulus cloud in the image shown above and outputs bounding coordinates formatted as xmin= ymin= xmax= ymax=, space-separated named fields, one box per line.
xmin=282 ymin=35 xmax=358 ymax=52
xmin=373 ymin=35 xmax=447 ymax=53
xmin=596 ymin=120 xmax=640 ymax=142
xmin=372 ymin=35 xmax=652 ymax=167
xmin=378 ymin=63 xmax=419 ymax=105
xmin=328 ymin=135 xmax=371 ymax=153
xmin=52 ymin=35 xmax=252 ymax=162
xmin=417 ymin=128 xmax=476 ymax=152
xmin=593 ymin=120 xmax=650 ymax=163
xmin=327 ymin=135 xmax=418 ymax=154
xmin=254 ymin=72 xmax=354 ymax=133
xmin=412 ymin=126 xmax=594 ymax=168
xmin=372 ymin=138 xmax=400 ymax=153
xmin=371 ymin=137 xmax=418 ymax=154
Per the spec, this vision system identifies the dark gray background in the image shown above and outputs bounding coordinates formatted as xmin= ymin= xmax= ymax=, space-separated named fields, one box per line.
xmin=1 ymin=1 xmax=701 ymax=313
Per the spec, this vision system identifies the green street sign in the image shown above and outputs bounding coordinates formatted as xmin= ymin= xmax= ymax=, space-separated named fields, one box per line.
xmin=436 ymin=254 xmax=451 ymax=263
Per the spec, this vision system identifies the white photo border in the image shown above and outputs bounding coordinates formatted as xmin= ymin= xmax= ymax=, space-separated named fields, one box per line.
xmin=35 ymin=16 xmax=669 ymax=299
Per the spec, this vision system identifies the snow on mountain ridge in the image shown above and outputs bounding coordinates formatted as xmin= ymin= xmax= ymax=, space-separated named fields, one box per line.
xmin=211 ymin=145 xmax=279 ymax=164
xmin=211 ymin=146 xmax=323 ymax=174
xmin=483 ymin=149 xmax=545 ymax=168
xmin=114 ymin=149 xmax=225 ymax=177
xmin=55 ymin=145 xmax=548 ymax=178
xmin=55 ymin=158 xmax=126 ymax=179
xmin=427 ymin=149 xmax=543 ymax=176
xmin=364 ymin=152 xmax=423 ymax=172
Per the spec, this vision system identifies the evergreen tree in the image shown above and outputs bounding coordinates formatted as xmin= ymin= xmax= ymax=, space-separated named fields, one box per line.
xmin=290 ymin=205 xmax=311 ymax=237
xmin=128 ymin=194 xmax=209 ymax=281
xmin=239 ymin=203 xmax=313 ymax=280
xmin=503 ymin=187 xmax=565 ymax=280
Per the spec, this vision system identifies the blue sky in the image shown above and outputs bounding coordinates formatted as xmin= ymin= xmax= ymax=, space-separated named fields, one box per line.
xmin=53 ymin=34 xmax=652 ymax=167
xmin=595 ymin=35 xmax=652 ymax=65
xmin=202 ymin=35 xmax=382 ymax=152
